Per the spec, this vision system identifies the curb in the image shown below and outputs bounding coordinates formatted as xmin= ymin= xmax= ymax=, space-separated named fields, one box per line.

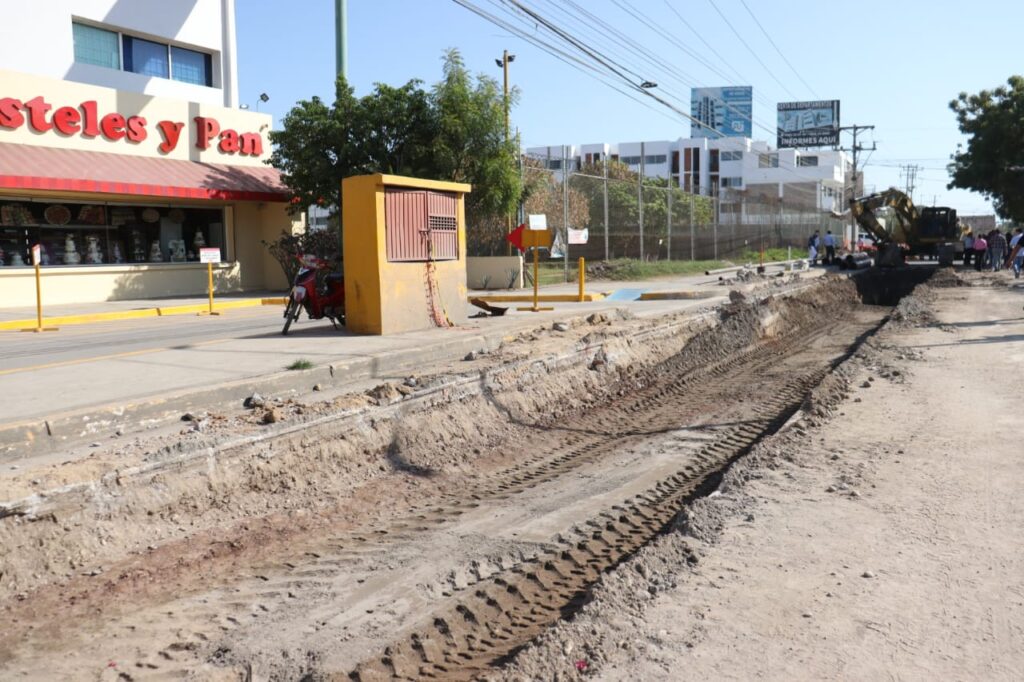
xmin=0 ymin=297 xmax=288 ymax=331
xmin=468 ymin=293 xmax=607 ymax=303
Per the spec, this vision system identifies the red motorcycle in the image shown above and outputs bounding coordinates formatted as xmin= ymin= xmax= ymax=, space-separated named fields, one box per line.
xmin=281 ymin=254 xmax=345 ymax=335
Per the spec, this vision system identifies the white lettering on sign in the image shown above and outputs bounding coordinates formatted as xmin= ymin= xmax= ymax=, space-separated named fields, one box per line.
xmin=199 ymin=247 xmax=221 ymax=264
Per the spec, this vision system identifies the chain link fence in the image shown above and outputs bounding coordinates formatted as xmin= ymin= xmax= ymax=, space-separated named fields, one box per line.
xmin=472 ymin=160 xmax=848 ymax=268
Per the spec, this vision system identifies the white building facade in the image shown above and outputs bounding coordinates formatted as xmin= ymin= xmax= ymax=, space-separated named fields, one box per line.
xmin=527 ymin=137 xmax=855 ymax=222
xmin=0 ymin=0 xmax=301 ymax=305
xmin=1 ymin=0 xmax=239 ymax=107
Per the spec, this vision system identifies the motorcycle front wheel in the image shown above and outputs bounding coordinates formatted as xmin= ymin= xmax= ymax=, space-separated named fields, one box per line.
xmin=281 ymin=299 xmax=301 ymax=335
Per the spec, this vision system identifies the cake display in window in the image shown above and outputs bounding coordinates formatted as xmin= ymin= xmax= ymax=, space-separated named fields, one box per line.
xmin=149 ymin=241 xmax=163 ymax=262
xmin=63 ymin=234 xmax=81 ymax=264
xmin=168 ymin=239 xmax=186 ymax=262
xmin=44 ymin=205 xmax=72 ymax=225
xmin=86 ymin=235 xmax=104 ymax=264
xmin=131 ymin=230 xmax=146 ymax=262
xmin=78 ymin=205 xmax=106 ymax=225
xmin=2 ymin=203 xmax=33 ymax=226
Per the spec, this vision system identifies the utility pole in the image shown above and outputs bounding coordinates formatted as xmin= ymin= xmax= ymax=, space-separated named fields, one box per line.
xmin=900 ymin=163 xmax=920 ymax=201
xmin=334 ymin=0 xmax=347 ymax=80
xmin=496 ymin=51 xmax=515 ymax=253
xmin=638 ymin=142 xmax=645 ymax=261
xmin=838 ymin=124 xmax=876 ymax=248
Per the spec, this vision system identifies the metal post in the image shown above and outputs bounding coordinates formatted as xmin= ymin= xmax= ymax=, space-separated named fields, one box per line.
xmin=578 ymin=256 xmax=585 ymax=301
xmin=563 ymin=145 xmax=569 ymax=281
xmin=689 ymin=192 xmax=695 ymax=261
xmin=334 ymin=0 xmax=347 ymax=80
xmin=638 ymin=141 xmax=645 ymax=261
xmin=712 ymin=184 xmax=719 ymax=261
xmin=501 ymin=50 xmax=513 ymax=252
xmin=667 ymin=180 xmax=673 ymax=261
xmin=603 ymin=153 xmax=609 ymax=261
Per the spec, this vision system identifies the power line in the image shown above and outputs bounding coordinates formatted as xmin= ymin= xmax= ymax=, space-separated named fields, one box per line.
xmin=737 ymin=0 xmax=819 ymax=99
xmin=705 ymin=0 xmax=800 ymax=100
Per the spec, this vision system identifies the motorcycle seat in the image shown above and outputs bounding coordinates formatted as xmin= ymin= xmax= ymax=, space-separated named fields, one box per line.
xmin=324 ymin=273 xmax=344 ymax=283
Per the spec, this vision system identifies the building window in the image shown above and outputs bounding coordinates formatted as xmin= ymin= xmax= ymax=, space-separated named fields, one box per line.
xmin=798 ymin=155 xmax=819 ymax=167
xmin=72 ymin=21 xmax=213 ymax=87
xmin=171 ymin=46 xmax=213 ymax=86
xmin=720 ymin=151 xmax=744 ymax=162
xmin=620 ymin=156 xmax=641 ymax=165
xmin=758 ymin=153 xmax=779 ymax=168
xmin=123 ymin=36 xmax=170 ymax=79
xmin=644 ymin=154 xmax=667 ymax=164
xmin=72 ymin=23 xmax=120 ymax=69
xmin=547 ymin=159 xmax=562 ymax=170
xmin=722 ymin=177 xmax=743 ymax=188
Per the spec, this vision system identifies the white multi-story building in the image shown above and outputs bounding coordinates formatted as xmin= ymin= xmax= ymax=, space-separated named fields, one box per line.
xmin=1 ymin=0 xmax=239 ymax=107
xmin=527 ymin=137 xmax=856 ymax=221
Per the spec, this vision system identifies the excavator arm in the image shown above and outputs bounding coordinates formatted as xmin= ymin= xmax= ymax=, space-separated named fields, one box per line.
xmin=849 ymin=188 xmax=921 ymax=267
xmin=849 ymin=188 xmax=919 ymax=247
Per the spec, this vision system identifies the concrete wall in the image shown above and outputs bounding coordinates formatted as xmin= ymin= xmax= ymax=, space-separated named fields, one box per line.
xmin=467 ymin=256 xmax=523 ymax=290
xmin=343 ymin=174 xmax=471 ymax=335
xmin=1 ymin=0 xmax=235 ymax=107
xmin=234 ymin=201 xmax=302 ymax=292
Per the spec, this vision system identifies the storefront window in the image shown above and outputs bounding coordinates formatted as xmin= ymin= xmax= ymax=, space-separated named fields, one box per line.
xmin=0 ymin=200 xmax=225 ymax=267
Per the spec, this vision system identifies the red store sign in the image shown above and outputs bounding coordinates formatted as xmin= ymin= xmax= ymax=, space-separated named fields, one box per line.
xmin=0 ymin=95 xmax=263 ymax=157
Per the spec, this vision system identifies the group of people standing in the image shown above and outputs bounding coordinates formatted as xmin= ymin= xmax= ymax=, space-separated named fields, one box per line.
xmin=963 ymin=228 xmax=1023 ymax=277
xmin=807 ymin=230 xmax=836 ymax=266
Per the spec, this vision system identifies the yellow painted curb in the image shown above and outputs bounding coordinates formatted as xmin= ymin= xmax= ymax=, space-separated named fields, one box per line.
xmin=0 ymin=297 xmax=288 ymax=331
xmin=639 ymin=291 xmax=719 ymax=301
xmin=469 ymin=293 xmax=606 ymax=303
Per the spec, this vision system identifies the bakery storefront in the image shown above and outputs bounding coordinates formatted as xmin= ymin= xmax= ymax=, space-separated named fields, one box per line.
xmin=0 ymin=69 xmax=301 ymax=305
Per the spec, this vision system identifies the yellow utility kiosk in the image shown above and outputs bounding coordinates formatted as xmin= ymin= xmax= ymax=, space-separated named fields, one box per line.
xmin=342 ymin=174 xmax=472 ymax=335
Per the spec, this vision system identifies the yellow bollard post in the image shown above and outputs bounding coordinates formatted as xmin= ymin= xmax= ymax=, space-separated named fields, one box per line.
xmin=578 ymin=256 xmax=585 ymax=302
xmin=197 ymin=249 xmax=221 ymax=316
xmin=21 ymin=244 xmax=58 ymax=332
xmin=516 ymin=231 xmax=553 ymax=312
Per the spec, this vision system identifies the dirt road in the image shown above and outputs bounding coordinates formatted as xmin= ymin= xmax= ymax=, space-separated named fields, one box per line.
xmin=3 ymin=270 xmax=1020 ymax=680
xmin=505 ymin=275 xmax=1024 ymax=681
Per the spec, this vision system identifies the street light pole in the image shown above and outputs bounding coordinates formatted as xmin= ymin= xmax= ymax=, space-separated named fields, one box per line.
xmin=496 ymin=51 xmax=516 ymax=254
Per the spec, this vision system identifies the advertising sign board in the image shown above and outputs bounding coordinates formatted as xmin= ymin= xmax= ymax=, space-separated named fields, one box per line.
xmin=199 ymin=247 xmax=221 ymax=264
xmin=690 ymin=86 xmax=753 ymax=138
xmin=777 ymin=100 xmax=840 ymax=147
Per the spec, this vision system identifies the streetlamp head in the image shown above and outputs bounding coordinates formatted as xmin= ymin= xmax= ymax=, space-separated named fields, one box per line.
xmin=495 ymin=59 xmax=503 ymax=68
xmin=508 ymin=54 xmax=516 ymax=62
xmin=259 ymin=93 xmax=270 ymax=103
xmin=640 ymin=80 xmax=658 ymax=89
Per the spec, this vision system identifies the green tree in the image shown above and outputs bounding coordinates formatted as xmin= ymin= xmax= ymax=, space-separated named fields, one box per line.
xmin=267 ymin=50 xmax=520 ymax=256
xmin=948 ymin=76 xmax=1024 ymax=220
xmin=432 ymin=49 xmax=521 ymax=253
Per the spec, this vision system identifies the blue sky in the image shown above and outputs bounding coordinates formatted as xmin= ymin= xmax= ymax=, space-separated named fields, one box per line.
xmin=236 ymin=0 xmax=1019 ymax=215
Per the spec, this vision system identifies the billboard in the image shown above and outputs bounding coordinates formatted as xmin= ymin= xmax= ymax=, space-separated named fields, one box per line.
xmin=777 ymin=100 xmax=840 ymax=147
xmin=690 ymin=86 xmax=752 ymax=138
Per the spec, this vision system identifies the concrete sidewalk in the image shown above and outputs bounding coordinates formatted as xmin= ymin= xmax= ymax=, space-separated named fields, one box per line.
xmin=0 ymin=267 xmax=825 ymax=458
xmin=0 ymin=291 xmax=286 ymax=328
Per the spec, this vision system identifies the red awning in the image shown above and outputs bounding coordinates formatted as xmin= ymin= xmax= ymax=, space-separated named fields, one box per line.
xmin=0 ymin=142 xmax=290 ymax=202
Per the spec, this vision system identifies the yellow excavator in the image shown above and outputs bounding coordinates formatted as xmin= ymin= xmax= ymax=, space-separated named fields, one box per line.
xmin=850 ymin=188 xmax=961 ymax=267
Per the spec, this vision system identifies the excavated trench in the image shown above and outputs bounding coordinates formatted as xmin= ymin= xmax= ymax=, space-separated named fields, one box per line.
xmin=0 ymin=267 xmax=942 ymax=681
